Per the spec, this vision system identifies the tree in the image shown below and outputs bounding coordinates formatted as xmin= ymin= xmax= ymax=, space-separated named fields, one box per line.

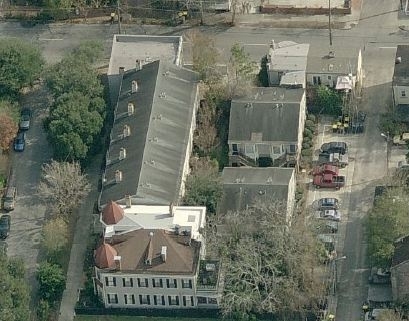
xmin=194 ymin=100 xmax=218 ymax=155
xmin=212 ymin=200 xmax=321 ymax=318
xmin=313 ymin=85 xmax=342 ymax=115
xmin=42 ymin=217 xmax=69 ymax=256
xmin=37 ymin=262 xmax=66 ymax=303
xmin=45 ymin=41 xmax=104 ymax=99
xmin=38 ymin=160 xmax=91 ymax=218
xmin=367 ymin=187 xmax=409 ymax=267
xmin=47 ymin=91 xmax=105 ymax=161
xmin=185 ymin=31 xmax=219 ymax=82
xmin=228 ymin=43 xmax=256 ymax=98
xmin=183 ymin=157 xmax=223 ymax=214
xmin=0 ymin=112 xmax=18 ymax=152
xmin=0 ymin=38 xmax=44 ymax=97
xmin=0 ymin=253 xmax=30 ymax=321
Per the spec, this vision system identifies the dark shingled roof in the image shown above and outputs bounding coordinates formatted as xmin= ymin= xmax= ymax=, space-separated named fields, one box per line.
xmin=99 ymin=60 xmax=199 ymax=208
xmin=393 ymin=45 xmax=409 ymax=86
xmin=392 ymin=235 xmax=409 ymax=267
xmin=228 ymin=87 xmax=304 ymax=143
xmin=107 ymin=229 xmax=200 ymax=274
xmin=218 ymin=167 xmax=294 ymax=215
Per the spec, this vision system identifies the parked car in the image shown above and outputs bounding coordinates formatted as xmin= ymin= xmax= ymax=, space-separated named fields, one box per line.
xmin=0 ymin=215 xmax=11 ymax=239
xmin=318 ymin=198 xmax=340 ymax=210
xmin=313 ymin=174 xmax=346 ymax=189
xmin=19 ymin=108 xmax=32 ymax=130
xmin=13 ymin=132 xmax=25 ymax=152
xmin=2 ymin=186 xmax=17 ymax=211
xmin=318 ymin=152 xmax=349 ymax=167
xmin=312 ymin=164 xmax=339 ymax=176
xmin=316 ymin=209 xmax=341 ymax=221
xmin=320 ymin=142 xmax=348 ymax=155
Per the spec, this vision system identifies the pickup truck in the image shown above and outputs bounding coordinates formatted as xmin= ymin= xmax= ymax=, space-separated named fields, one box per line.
xmin=312 ymin=164 xmax=339 ymax=176
xmin=318 ymin=152 xmax=349 ymax=168
xmin=313 ymin=173 xmax=346 ymax=189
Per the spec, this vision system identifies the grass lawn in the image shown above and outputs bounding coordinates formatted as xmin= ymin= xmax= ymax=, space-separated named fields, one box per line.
xmin=75 ymin=316 xmax=219 ymax=321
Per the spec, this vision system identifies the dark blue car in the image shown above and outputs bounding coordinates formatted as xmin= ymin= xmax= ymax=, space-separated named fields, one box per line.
xmin=13 ymin=132 xmax=25 ymax=152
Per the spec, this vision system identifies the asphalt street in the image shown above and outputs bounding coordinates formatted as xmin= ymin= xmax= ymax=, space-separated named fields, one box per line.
xmin=4 ymin=85 xmax=53 ymax=302
xmin=0 ymin=0 xmax=407 ymax=318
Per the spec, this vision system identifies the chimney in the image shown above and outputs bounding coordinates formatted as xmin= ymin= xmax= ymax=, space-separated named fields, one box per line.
xmin=145 ymin=232 xmax=154 ymax=266
xmin=123 ymin=125 xmax=131 ymax=137
xmin=161 ymin=246 xmax=167 ymax=262
xmin=131 ymin=80 xmax=138 ymax=93
xmin=115 ymin=170 xmax=123 ymax=183
xmin=119 ymin=147 xmax=127 ymax=160
xmin=127 ymin=103 xmax=134 ymax=116
xmin=136 ymin=59 xmax=143 ymax=70
xmin=119 ymin=66 xmax=125 ymax=74
xmin=125 ymin=195 xmax=131 ymax=208
xmin=114 ymin=256 xmax=122 ymax=270
xmin=396 ymin=56 xmax=402 ymax=64
xmin=169 ymin=202 xmax=174 ymax=217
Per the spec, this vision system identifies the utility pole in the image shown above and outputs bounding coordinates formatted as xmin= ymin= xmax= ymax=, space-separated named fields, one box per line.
xmin=117 ymin=0 xmax=122 ymax=34
xmin=328 ymin=0 xmax=332 ymax=46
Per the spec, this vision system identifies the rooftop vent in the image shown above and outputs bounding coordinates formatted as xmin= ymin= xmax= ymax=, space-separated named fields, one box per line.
xmin=267 ymin=177 xmax=273 ymax=184
xmin=119 ymin=66 xmax=125 ymax=74
xmin=119 ymin=147 xmax=127 ymax=160
xmin=159 ymin=92 xmax=166 ymax=99
xmin=328 ymin=51 xmax=335 ymax=58
xmin=123 ymin=125 xmax=131 ymax=138
xmin=125 ymin=195 xmax=131 ymax=208
xmin=396 ymin=56 xmax=402 ymax=64
xmin=235 ymin=177 xmax=245 ymax=183
xmin=328 ymin=64 xmax=334 ymax=71
xmin=136 ymin=59 xmax=142 ymax=71
xmin=161 ymin=246 xmax=167 ymax=262
xmin=127 ymin=103 xmax=135 ymax=116
xmin=205 ymin=263 xmax=216 ymax=271
xmin=115 ymin=170 xmax=123 ymax=183
xmin=131 ymin=80 xmax=138 ymax=93
xmin=245 ymin=102 xmax=253 ymax=109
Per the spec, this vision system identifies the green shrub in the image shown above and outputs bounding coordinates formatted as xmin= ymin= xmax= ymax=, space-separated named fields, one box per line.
xmin=302 ymin=142 xmax=312 ymax=150
xmin=307 ymin=114 xmax=317 ymax=122
xmin=303 ymin=136 xmax=312 ymax=144
xmin=0 ymin=174 xmax=5 ymax=189
xmin=301 ymin=148 xmax=313 ymax=157
xmin=303 ymin=128 xmax=314 ymax=139
xmin=305 ymin=119 xmax=316 ymax=130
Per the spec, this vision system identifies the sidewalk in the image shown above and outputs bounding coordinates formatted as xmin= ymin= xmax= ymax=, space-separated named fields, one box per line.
xmin=58 ymin=157 xmax=102 ymax=321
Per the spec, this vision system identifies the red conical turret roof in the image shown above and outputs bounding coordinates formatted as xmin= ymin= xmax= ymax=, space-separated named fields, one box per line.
xmin=102 ymin=201 xmax=124 ymax=225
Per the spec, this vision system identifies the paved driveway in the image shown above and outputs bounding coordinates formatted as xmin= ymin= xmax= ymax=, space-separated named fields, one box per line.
xmin=4 ymin=85 xmax=52 ymax=299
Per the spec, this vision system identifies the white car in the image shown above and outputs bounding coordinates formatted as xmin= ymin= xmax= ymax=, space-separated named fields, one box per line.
xmin=316 ymin=209 xmax=341 ymax=221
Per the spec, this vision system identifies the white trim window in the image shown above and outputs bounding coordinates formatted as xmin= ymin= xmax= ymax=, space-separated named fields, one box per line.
xmin=168 ymin=295 xmax=180 ymax=306
xmin=152 ymin=278 xmax=163 ymax=288
xmin=139 ymin=294 xmax=151 ymax=305
xmin=166 ymin=279 xmax=177 ymax=288
xmin=182 ymin=279 xmax=192 ymax=289
xmin=402 ymin=90 xmax=407 ymax=97
xmin=105 ymin=276 xmax=116 ymax=287
xmin=137 ymin=278 xmax=148 ymax=287
xmin=122 ymin=277 xmax=133 ymax=287
xmin=124 ymin=294 xmax=135 ymax=305
xmin=107 ymin=293 xmax=118 ymax=304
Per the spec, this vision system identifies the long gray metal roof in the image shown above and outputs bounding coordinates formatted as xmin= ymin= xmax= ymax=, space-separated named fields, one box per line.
xmin=99 ymin=60 xmax=199 ymax=208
